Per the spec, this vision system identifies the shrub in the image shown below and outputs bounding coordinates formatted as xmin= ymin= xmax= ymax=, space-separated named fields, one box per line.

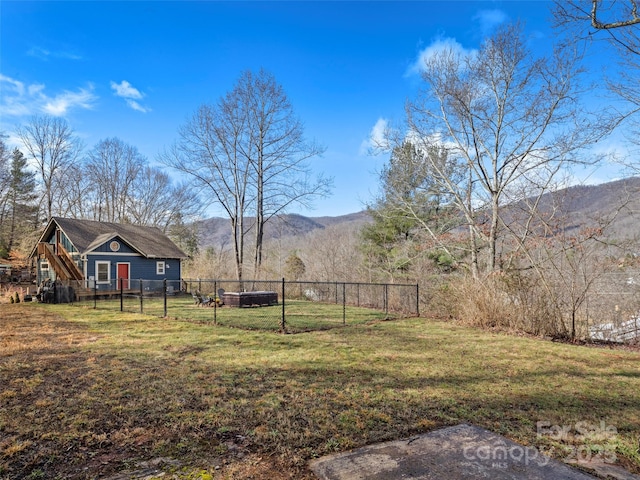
xmin=14 ymin=292 xmax=20 ymax=303
xmin=500 ymin=271 xmax=567 ymax=338
xmin=448 ymin=274 xmax=516 ymax=329
xmin=444 ymin=272 xmax=566 ymax=337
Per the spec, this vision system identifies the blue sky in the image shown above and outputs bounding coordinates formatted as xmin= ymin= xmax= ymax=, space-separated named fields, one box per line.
xmin=0 ymin=1 xmax=619 ymax=217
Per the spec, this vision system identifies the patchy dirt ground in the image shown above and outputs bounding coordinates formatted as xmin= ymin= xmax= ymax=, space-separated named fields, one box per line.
xmin=0 ymin=305 xmax=312 ymax=480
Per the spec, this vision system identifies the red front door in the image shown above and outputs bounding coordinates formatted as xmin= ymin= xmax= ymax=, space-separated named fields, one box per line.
xmin=117 ymin=263 xmax=130 ymax=290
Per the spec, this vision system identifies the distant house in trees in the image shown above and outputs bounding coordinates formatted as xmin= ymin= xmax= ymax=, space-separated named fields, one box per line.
xmin=29 ymin=217 xmax=186 ymax=290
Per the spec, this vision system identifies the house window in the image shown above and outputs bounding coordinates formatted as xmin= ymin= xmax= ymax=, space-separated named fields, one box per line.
xmin=156 ymin=261 xmax=165 ymax=276
xmin=96 ymin=261 xmax=110 ymax=284
xmin=41 ymin=261 xmax=49 ymax=271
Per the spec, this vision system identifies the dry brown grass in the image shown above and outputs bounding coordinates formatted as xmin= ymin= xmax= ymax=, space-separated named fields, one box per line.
xmin=446 ymin=274 xmax=575 ymax=338
xmin=0 ymin=305 xmax=320 ymax=479
xmin=2 ymin=303 xmax=639 ymax=480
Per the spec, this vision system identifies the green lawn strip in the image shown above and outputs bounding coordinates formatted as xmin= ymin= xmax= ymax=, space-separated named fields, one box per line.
xmin=1 ymin=303 xmax=639 ymax=479
xmin=72 ymin=296 xmax=393 ymax=332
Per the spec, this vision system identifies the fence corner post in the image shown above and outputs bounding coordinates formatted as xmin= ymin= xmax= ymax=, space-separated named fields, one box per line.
xmin=120 ymin=277 xmax=124 ymax=312
xmin=416 ymin=283 xmax=420 ymax=317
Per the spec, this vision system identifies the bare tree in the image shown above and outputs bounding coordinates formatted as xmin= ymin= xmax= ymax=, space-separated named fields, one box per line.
xmin=183 ymin=244 xmax=235 ymax=280
xmin=161 ymin=100 xmax=253 ymax=281
xmin=52 ymin=163 xmax=93 ymax=219
xmin=554 ymin=1 xmax=640 ymax=53
xmin=84 ymin=137 xmax=144 ymax=223
xmin=553 ymin=0 xmax=640 ymax=142
xmin=129 ymin=166 xmax=202 ymax=233
xmin=403 ymin=22 xmax=612 ymax=278
xmin=161 ymin=69 xmax=331 ymax=281
xmin=510 ymin=182 xmax=637 ymax=340
xmin=82 ymin=138 xmax=202 ymax=232
xmin=300 ymin=224 xmax=364 ymax=282
xmin=238 ymin=70 xmax=330 ymax=277
xmin=16 ymin=115 xmax=82 ymax=220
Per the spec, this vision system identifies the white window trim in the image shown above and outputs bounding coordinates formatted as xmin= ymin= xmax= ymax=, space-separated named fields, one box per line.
xmin=156 ymin=261 xmax=165 ymax=276
xmin=96 ymin=261 xmax=111 ymax=284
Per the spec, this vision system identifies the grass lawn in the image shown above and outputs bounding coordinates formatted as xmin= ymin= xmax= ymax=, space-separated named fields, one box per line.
xmin=73 ymin=296 xmax=395 ymax=332
xmin=1 ymin=303 xmax=639 ymax=479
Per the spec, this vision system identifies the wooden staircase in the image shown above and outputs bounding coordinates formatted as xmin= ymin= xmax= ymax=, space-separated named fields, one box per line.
xmin=37 ymin=243 xmax=83 ymax=282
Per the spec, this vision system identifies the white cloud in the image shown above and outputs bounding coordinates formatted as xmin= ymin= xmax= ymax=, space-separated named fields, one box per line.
xmin=474 ymin=9 xmax=508 ymax=35
xmin=126 ymin=99 xmax=150 ymax=113
xmin=359 ymin=118 xmax=389 ymax=155
xmin=111 ymin=80 xmax=150 ymax=112
xmin=0 ymin=74 xmax=96 ymax=117
xmin=406 ymin=37 xmax=477 ymax=76
xmin=1 ymin=74 xmax=26 ymax=96
xmin=28 ymin=83 xmax=45 ymax=96
xmin=27 ymin=46 xmax=82 ymax=61
xmin=111 ymin=80 xmax=143 ymax=99
xmin=43 ymin=87 xmax=97 ymax=116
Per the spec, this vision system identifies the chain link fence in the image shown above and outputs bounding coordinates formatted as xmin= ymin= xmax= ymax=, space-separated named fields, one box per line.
xmin=582 ymin=272 xmax=640 ymax=343
xmin=61 ymin=278 xmax=419 ymax=333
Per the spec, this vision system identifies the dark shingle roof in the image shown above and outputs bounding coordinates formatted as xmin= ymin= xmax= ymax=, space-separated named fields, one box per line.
xmin=49 ymin=217 xmax=187 ymax=258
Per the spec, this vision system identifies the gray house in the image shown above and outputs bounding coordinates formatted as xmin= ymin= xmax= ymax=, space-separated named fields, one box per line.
xmin=30 ymin=217 xmax=187 ymax=290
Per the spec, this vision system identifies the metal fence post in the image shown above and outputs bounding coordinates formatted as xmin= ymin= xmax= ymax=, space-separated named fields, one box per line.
xmin=213 ymin=280 xmax=217 ymax=325
xmin=416 ymin=283 xmax=420 ymax=316
xmin=384 ymin=284 xmax=389 ymax=316
xmin=342 ymin=282 xmax=346 ymax=325
xmin=120 ymin=277 xmax=124 ymax=312
xmin=139 ymin=279 xmax=143 ymax=314
xmin=93 ymin=281 xmax=97 ymax=309
xmin=281 ymin=277 xmax=286 ymax=333
xmin=163 ymin=279 xmax=167 ymax=317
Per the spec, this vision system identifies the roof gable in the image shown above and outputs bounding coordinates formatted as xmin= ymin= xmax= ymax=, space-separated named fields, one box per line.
xmin=37 ymin=217 xmax=187 ymax=259
xmin=84 ymin=233 xmax=139 ymax=255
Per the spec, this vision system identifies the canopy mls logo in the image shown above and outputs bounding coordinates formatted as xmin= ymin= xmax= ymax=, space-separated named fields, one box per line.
xmin=462 ymin=441 xmax=549 ymax=468
xmin=536 ymin=420 xmax=618 ymax=464
xmin=536 ymin=420 xmax=618 ymax=442
xmin=462 ymin=420 xmax=619 ymax=469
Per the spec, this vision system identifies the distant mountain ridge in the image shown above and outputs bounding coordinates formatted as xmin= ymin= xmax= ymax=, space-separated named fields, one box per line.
xmin=195 ymin=177 xmax=640 ymax=250
xmin=196 ymin=211 xmax=371 ymax=249
xmin=531 ymin=176 xmax=640 ymax=239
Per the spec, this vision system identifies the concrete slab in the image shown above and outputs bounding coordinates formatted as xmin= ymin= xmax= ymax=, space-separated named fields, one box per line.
xmin=309 ymin=424 xmax=600 ymax=480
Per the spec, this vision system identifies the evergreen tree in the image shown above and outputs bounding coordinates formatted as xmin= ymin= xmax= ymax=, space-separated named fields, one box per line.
xmin=361 ymin=141 xmax=462 ymax=280
xmin=0 ymin=136 xmax=11 ymax=257
xmin=5 ymin=149 xmax=37 ymax=252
